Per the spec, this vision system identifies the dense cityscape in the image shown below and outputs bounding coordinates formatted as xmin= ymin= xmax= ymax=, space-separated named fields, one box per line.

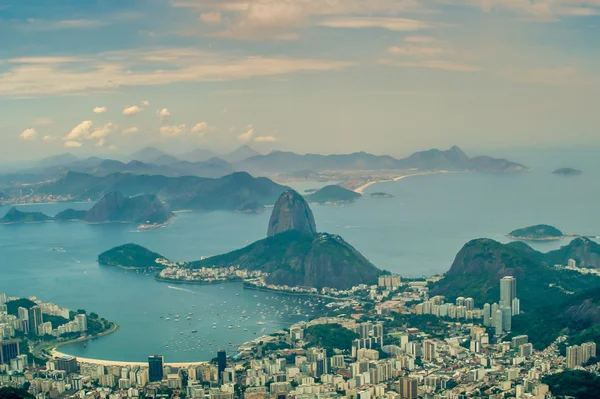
xmin=1 ymin=267 xmax=597 ymax=399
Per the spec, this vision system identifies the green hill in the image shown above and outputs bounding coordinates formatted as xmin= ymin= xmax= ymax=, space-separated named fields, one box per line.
xmin=305 ymin=185 xmax=361 ymax=204
xmin=430 ymin=238 xmax=600 ymax=309
xmin=189 ymin=230 xmax=381 ymax=289
xmin=0 ymin=208 xmax=52 ymax=224
xmin=98 ymin=243 xmax=169 ymax=269
xmin=507 ymin=224 xmax=564 ymax=241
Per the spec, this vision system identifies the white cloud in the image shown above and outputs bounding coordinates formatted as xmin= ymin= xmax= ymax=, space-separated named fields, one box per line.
xmin=20 ymin=128 xmax=37 ymax=141
xmin=42 ymin=135 xmax=56 ymax=142
xmin=89 ymin=122 xmax=116 ymax=139
xmin=388 ymin=46 xmax=449 ymax=57
xmin=254 ymin=135 xmax=278 ymax=143
xmin=157 ymin=108 xmax=171 ymax=120
xmin=140 ymin=100 xmax=150 ymax=106
xmin=160 ymin=124 xmax=187 ymax=137
xmin=405 ymin=36 xmax=436 ymax=43
xmin=191 ymin=122 xmax=208 ymax=134
xmin=318 ymin=17 xmax=433 ymax=31
xmin=64 ymin=120 xmax=93 ymax=141
xmin=19 ymin=19 xmax=107 ymax=32
xmin=200 ymin=12 xmax=222 ymax=25
xmin=95 ymin=138 xmax=106 ymax=147
xmin=108 ymin=144 xmax=118 ymax=151
xmin=123 ymin=105 xmax=144 ymax=116
xmin=0 ymin=49 xmax=352 ymax=97
xmin=122 ymin=127 xmax=139 ymax=135
xmin=93 ymin=106 xmax=108 ymax=113
xmin=237 ymin=125 xmax=254 ymax=142
xmin=32 ymin=117 xmax=55 ymax=125
xmin=379 ymin=59 xmax=481 ymax=72
xmin=64 ymin=140 xmax=83 ymax=148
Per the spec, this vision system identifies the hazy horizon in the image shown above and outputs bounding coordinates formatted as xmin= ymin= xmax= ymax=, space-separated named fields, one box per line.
xmin=3 ymin=0 xmax=600 ymax=162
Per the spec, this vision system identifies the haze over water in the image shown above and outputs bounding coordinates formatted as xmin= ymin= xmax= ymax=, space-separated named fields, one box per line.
xmin=0 ymin=148 xmax=598 ymax=362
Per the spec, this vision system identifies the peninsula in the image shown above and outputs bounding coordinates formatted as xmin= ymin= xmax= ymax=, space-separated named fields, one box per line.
xmin=0 ymin=192 xmax=173 ymax=228
xmin=507 ymin=224 xmax=564 ymax=241
xmin=98 ymin=243 xmax=172 ymax=270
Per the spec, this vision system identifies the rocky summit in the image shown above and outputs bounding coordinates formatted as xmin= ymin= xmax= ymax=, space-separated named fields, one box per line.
xmin=267 ymin=190 xmax=317 ymax=237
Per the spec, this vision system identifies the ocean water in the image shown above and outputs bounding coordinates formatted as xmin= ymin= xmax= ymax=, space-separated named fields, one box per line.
xmin=0 ymin=148 xmax=598 ymax=361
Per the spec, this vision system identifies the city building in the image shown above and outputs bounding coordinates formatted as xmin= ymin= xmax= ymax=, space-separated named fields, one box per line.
xmin=148 ymin=355 xmax=164 ymax=382
xmin=218 ymin=349 xmax=227 ymax=383
xmin=0 ymin=339 xmax=20 ymax=364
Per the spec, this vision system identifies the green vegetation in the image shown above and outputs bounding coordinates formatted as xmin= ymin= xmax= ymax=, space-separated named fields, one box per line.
xmin=305 ymin=185 xmax=361 ymax=204
xmin=304 ymin=324 xmax=359 ymax=355
xmin=6 ymin=298 xmax=37 ymax=315
xmin=98 ymin=243 xmax=168 ymax=269
xmin=0 ymin=208 xmax=52 ymax=224
xmin=0 ymin=387 xmax=34 ymax=399
xmin=512 ymin=286 xmax=600 ymax=349
xmin=431 ymin=238 xmax=600 ymax=310
xmin=188 ymin=230 xmax=381 ymax=289
xmin=508 ymin=224 xmax=564 ymax=240
xmin=385 ymin=314 xmax=449 ymax=337
xmin=82 ymin=192 xmax=173 ymax=224
xmin=542 ymin=370 xmax=600 ymax=399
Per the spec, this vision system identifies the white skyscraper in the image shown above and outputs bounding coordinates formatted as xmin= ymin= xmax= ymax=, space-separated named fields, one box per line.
xmin=512 ymin=297 xmax=521 ymax=316
xmin=494 ymin=309 xmax=503 ymax=335
xmin=501 ymin=306 xmax=512 ymax=332
xmin=483 ymin=304 xmax=491 ymax=327
xmin=500 ymin=276 xmax=517 ymax=308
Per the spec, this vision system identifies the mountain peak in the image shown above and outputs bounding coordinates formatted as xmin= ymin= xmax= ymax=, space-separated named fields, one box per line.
xmin=267 ymin=190 xmax=317 ymax=238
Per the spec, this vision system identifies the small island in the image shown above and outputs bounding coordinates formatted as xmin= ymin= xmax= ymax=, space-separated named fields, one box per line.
xmin=507 ymin=224 xmax=564 ymax=241
xmin=98 ymin=243 xmax=173 ymax=269
xmin=553 ymin=167 xmax=582 ymax=176
xmin=305 ymin=185 xmax=361 ymax=204
xmin=370 ymin=192 xmax=393 ymax=198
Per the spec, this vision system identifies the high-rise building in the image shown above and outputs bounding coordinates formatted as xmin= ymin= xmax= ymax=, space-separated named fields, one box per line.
xmin=0 ymin=293 xmax=7 ymax=305
xmin=494 ymin=309 xmax=503 ymax=335
xmin=399 ymin=377 xmax=418 ymax=399
xmin=75 ymin=314 xmax=87 ymax=332
xmin=0 ymin=339 xmax=20 ymax=364
xmin=29 ymin=306 xmax=43 ymax=336
xmin=148 ymin=355 xmax=164 ymax=382
xmin=17 ymin=307 xmax=29 ymax=333
xmin=491 ymin=303 xmax=499 ymax=325
xmin=54 ymin=355 xmax=78 ymax=375
xmin=464 ymin=297 xmax=475 ymax=311
xmin=566 ymin=345 xmax=581 ymax=369
xmin=217 ymin=350 xmax=227 ymax=383
xmin=520 ymin=343 xmax=533 ymax=357
xmin=581 ymin=342 xmax=597 ymax=364
xmin=483 ymin=304 xmax=491 ymax=327
xmin=423 ymin=340 xmax=436 ymax=362
xmin=500 ymin=276 xmax=517 ymax=308
xmin=512 ymin=297 xmax=521 ymax=316
xmin=501 ymin=306 xmax=512 ymax=332
xmin=456 ymin=297 xmax=465 ymax=307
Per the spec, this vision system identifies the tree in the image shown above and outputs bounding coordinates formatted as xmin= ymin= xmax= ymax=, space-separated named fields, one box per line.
xmin=0 ymin=387 xmax=35 ymax=399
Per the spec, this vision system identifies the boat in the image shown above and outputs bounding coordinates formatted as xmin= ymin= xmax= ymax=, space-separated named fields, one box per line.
xmin=165 ymin=318 xmax=171 ymax=321
xmin=256 ymin=322 xmax=265 ymax=325
xmin=51 ymin=247 xmax=66 ymax=253
xmin=192 ymin=330 xmax=198 ymax=333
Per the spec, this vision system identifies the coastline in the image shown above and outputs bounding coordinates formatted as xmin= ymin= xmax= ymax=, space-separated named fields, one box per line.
xmin=354 ymin=170 xmax=452 ymax=194
xmin=50 ymin=348 xmax=208 ymax=367
xmin=34 ymin=323 xmax=120 ymax=360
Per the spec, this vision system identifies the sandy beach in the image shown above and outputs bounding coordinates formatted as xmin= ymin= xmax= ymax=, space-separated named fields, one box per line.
xmin=354 ymin=171 xmax=450 ymax=194
xmin=50 ymin=348 xmax=207 ymax=367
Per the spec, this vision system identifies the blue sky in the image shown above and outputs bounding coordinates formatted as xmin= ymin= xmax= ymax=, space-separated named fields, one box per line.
xmin=2 ymin=0 xmax=600 ymax=161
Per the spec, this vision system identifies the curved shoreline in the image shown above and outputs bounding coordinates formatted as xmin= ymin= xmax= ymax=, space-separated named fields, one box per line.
xmin=51 ymin=348 xmax=208 ymax=367
xmin=354 ymin=170 xmax=452 ymax=194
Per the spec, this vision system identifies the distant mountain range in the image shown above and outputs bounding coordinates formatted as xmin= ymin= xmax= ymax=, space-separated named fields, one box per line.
xmin=237 ymin=146 xmax=527 ymax=174
xmin=37 ymin=171 xmax=289 ymax=212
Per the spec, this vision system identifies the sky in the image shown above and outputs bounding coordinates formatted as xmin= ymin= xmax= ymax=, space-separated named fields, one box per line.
xmin=1 ymin=0 xmax=600 ymax=161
